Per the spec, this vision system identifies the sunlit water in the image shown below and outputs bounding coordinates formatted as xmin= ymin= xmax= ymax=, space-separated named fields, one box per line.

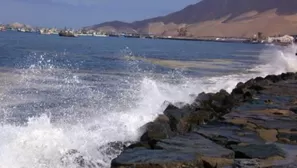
xmin=0 ymin=31 xmax=297 ymax=168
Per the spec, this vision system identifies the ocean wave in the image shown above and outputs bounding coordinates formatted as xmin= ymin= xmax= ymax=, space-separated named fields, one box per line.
xmin=0 ymin=44 xmax=297 ymax=168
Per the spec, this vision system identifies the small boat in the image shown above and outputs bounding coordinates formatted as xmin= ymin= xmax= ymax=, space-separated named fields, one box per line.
xmin=59 ymin=30 xmax=77 ymax=37
xmin=93 ymin=33 xmax=107 ymax=37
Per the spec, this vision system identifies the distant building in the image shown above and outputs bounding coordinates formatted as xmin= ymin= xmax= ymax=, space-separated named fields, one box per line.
xmin=267 ymin=35 xmax=295 ymax=45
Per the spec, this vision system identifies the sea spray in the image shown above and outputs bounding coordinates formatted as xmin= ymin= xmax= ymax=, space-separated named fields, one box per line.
xmin=252 ymin=43 xmax=297 ymax=75
xmin=1 ymin=44 xmax=297 ymax=168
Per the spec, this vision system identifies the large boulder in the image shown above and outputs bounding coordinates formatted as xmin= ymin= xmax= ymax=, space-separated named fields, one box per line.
xmin=163 ymin=103 xmax=215 ymax=134
xmin=193 ymin=90 xmax=234 ymax=115
xmin=139 ymin=114 xmax=174 ymax=149
xmin=163 ymin=103 xmax=192 ymax=133
xmin=265 ymin=74 xmax=282 ymax=83
xmin=208 ymin=89 xmax=234 ymax=114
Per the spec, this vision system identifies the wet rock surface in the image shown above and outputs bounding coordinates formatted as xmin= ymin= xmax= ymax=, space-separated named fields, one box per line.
xmin=111 ymin=148 xmax=203 ymax=168
xmin=111 ymin=72 xmax=297 ymax=168
xmin=156 ymin=133 xmax=234 ymax=158
xmin=61 ymin=149 xmax=104 ymax=168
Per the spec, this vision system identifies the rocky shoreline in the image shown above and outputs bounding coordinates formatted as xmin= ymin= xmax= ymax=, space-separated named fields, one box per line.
xmin=111 ymin=72 xmax=297 ymax=168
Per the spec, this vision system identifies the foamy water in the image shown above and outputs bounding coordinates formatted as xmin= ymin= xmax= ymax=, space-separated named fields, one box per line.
xmin=0 ymin=44 xmax=297 ymax=168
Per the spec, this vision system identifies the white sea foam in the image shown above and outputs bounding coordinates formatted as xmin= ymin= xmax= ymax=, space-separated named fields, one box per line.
xmin=252 ymin=44 xmax=297 ymax=75
xmin=0 ymin=44 xmax=297 ymax=168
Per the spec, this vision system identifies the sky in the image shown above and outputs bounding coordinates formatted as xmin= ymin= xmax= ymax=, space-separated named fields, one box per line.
xmin=0 ymin=0 xmax=198 ymax=28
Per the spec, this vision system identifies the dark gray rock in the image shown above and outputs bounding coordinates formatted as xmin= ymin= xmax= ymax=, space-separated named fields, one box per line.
xmin=280 ymin=72 xmax=296 ymax=80
xmin=230 ymin=144 xmax=286 ymax=159
xmin=210 ymin=89 xmax=234 ymax=114
xmin=277 ymin=132 xmax=297 ymax=143
xmin=247 ymin=118 xmax=297 ymax=130
xmin=265 ymin=74 xmax=282 ymax=83
xmin=194 ymin=89 xmax=234 ymax=115
xmin=110 ymin=72 xmax=297 ymax=168
xmin=111 ymin=148 xmax=202 ymax=168
xmin=269 ymin=163 xmax=297 ymax=168
xmin=289 ymin=106 xmax=297 ymax=114
xmin=244 ymin=79 xmax=256 ymax=88
xmin=248 ymin=84 xmax=265 ymax=92
xmin=196 ymin=122 xmax=265 ymax=147
xmin=140 ymin=116 xmax=174 ymax=142
xmin=195 ymin=92 xmax=213 ymax=103
xmin=163 ymin=103 xmax=215 ymax=134
xmin=163 ymin=104 xmax=192 ymax=133
xmin=156 ymin=133 xmax=234 ymax=158
xmin=224 ymin=100 xmax=297 ymax=131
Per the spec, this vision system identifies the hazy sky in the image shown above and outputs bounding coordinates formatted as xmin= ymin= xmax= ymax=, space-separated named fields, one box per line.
xmin=0 ymin=0 xmax=198 ymax=28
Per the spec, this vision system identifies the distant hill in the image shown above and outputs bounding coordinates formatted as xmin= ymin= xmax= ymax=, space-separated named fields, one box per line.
xmin=84 ymin=0 xmax=297 ymax=38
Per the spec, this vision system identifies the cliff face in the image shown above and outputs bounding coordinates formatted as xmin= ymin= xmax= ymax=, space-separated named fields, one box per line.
xmin=85 ymin=0 xmax=297 ymax=37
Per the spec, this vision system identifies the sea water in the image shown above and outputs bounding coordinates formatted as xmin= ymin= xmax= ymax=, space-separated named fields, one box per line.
xmin=0 ymin=31 xmax=297 ymax=168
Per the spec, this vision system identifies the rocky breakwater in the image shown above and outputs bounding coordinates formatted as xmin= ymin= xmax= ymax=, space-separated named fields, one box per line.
xmin=111 ymin=72 xmax=297 ymax=168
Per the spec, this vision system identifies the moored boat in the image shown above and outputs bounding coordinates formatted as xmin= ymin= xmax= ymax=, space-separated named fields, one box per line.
xmin=59 ymin=30 xmax=77 ymax=37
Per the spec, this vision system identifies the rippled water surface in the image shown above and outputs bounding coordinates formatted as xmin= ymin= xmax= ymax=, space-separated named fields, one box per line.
xmin=0 ymin=31 xmax=297 ymax=168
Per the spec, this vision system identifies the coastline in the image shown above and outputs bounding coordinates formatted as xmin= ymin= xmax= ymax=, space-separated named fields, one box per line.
xmin=109 ymin=72 xmax=297 ymax=168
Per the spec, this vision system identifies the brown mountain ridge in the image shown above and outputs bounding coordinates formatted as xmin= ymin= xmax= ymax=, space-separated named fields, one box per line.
xmin=85 ymin=0 xmax=297 ymax=38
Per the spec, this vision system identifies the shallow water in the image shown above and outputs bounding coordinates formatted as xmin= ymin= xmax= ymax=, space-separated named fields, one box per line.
xmin=0 ymin=31 xmax=297 ymax=168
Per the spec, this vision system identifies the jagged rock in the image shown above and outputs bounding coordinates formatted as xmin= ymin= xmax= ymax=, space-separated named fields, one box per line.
xmin=248 ymin=84 xmax=265 ymax=92
xmin=224 ymin=107 xmax=297 ymax=130
xmin=156 ymin=133 xmax=234 ymax=159
xmin=289 ymin=106 xmax=297 ymax=114
xmin=195 ymin=92 xmax=213 ymax=104
xmin=61 ymin=149 xmax=103 ymax=168
xmin=192 ymin=89 xmax=235 ymax=116
xmin=230 ymin=144 xmax=285 ymax=159
xmin=140 ymin=114 xmax=174 ymax=143
xmin=231 ymin=87 xmax=254 ymax=103
xmin=111 ymin=148 xmax=203 ymax=168
xmin=163 ymin=104 xmax=191 ymax=133
xmin=98 ymin=141 xmax=132 ymax=159
xmin=256 ymin=78 xmax=272 ymax=86
xmin=110 ymin=72 xmax=297 ymax=168
xmin=280 ymin=72 xmax=296 ymax=80
xmin=163 ymin=103 xmax=216 ymax=134
xmin=196 ymin=121 xmax=265 ymax=147
xmin=265 ymin=74 xmax=282 ymax=83
xmin=244 ymin=79 xmax=256 ymax=88
xmin=263 ymin=72 xmax=297 ymax=83
xmin=277 ymin=129 xmax=297 ymax=144
xmin=209 ymin=89 xmax=234 ymax=114
xmin=254 ymin=76 xmax=264 ymax=82
xmin=232 ymin=87 xmax=244 ymax=95
xmin=111 ymin=133 xmax=234 ymax=168
xmin=124 ymin=141 xmax=152 ymax=150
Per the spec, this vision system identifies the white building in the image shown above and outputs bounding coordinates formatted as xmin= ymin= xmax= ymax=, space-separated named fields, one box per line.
xmin=267 ymin=35 xmax=294 ymax=44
